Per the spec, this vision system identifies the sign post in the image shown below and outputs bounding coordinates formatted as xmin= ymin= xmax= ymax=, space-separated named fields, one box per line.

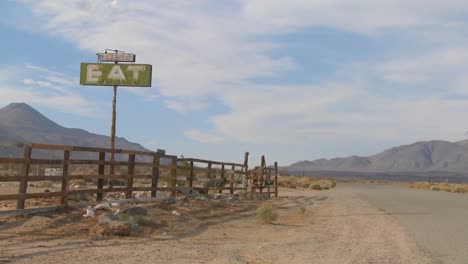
xmin=80 ymin=49 xmax=152 ymax=178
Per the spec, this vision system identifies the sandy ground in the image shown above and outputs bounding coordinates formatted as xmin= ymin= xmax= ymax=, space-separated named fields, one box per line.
xmin=0 ymin=187 xmax=435 ymax=264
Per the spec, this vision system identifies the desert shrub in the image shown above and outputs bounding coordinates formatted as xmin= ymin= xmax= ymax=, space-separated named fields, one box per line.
xmin=256 ymin=203 xmax=278 ymax=224
xmin=452 ymin=186 xmax=466 ymax=193
xmin=323 ymin=186 xmax=330 ymax=190
xmin=310 ymin=184 xmax=322 ymax=190
xmin=431 ymin=186 xmax=440 ymax=191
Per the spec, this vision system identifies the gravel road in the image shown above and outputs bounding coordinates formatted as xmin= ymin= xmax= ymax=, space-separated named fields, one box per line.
xmin=341 ymin=183 xmax=468 ymax=264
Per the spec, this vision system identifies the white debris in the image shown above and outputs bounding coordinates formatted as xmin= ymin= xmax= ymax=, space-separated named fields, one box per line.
xmin=111 ymin=202 xmax=120 ymax=208
xmin=171 ymin=210 xmax=181 ymax=216
xmin=83 ymin=206 xmax=95 ymax=218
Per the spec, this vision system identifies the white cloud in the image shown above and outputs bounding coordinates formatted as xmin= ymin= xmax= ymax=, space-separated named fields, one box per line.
xmin=13 ymin=0 xmax=468 ymax=154
xmin=0 ymin=64 xmax=103 ymax=117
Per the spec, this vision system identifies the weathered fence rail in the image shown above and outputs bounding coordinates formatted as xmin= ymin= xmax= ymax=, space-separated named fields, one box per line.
xmin=0 ymin=143 xmax=278 ymax=215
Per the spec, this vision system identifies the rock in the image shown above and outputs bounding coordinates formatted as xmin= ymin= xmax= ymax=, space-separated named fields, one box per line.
xmin=116 ymin=206 xmax=148 ymax=216
xmin=171 ymin=210 xmax=181 ymax=216
xmin=93 ymin=202 xmax=111 ymax=211
xmin=91 ymin=221 xmax=132 ymax=236
xmin=163 ymin=196 xmax=176 ymax=204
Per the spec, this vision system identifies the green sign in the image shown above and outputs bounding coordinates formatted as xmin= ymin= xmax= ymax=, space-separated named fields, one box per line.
xmin=80 ymin=63 xmax=152 ymax=87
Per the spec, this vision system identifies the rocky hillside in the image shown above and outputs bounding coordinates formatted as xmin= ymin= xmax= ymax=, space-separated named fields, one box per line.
xmin=0 ymin=103 xmax=150 ymax=158
xmin=287 ymin=140 xmax=468 ymax=174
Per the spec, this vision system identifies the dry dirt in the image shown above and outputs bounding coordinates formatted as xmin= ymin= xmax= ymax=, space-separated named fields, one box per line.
xmin=0 ymin=187 xmax=435 ymax=264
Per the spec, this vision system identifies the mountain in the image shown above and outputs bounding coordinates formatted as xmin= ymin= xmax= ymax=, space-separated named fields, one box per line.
xmin=0 ymin=103 xmax=151 ymax=158
xmin=286 ymin=140 xmax=468 ymax=174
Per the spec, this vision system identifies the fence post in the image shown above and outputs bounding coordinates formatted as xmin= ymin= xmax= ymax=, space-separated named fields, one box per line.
xmin=97 ymin=152 xmax=105 ymax=202
xmin=189 ymin=160 xmax=194 ymax=196
xmin=17 ymin=145 xmax=31 ymax=210
xmin=126 ymin=153 xmax=136 ymax=199
xmin=230 ymin=164 xmax=235 ymax=194
xmin=61 ymin=150 xmax=70 ymax=206
xmin=267 ymin=168 xmax=271 ymax=198
xmin=170 ymin=156 xmax=177 ymax=197
xmin=151 ymin=154 xmax=160 ymax=198
xmin=274 ymin=162 xmax=278 ymax=198
xmin=260 ymin=155 xmax=265 ymax=194
xmin=243 ymin=152 xmax=249 ymax=191
xmin=207 ymin=162 xmax=212 ymax=193
xmin=219 ymin=164 xmax=225 ymax=194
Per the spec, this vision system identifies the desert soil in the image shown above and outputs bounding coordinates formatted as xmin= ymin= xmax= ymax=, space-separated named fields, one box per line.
xmin=0 ymin=187 xmax=435 ymax=264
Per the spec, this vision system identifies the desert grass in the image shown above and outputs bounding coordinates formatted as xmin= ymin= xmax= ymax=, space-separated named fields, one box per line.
xmin=409 ymin=182 xmax=468 ymax=194
xmin=256 ymin=202 xmax=278 ymax=224
xmin=277 ymin=176 xmax=336 ymax=190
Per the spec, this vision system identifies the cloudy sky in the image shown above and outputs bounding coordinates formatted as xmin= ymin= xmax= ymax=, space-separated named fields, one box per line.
xmin=1 ymin=0 xmax=468 ymax=166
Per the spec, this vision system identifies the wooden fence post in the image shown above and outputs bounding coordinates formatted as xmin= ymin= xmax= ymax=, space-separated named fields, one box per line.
xmin=274 ymin=162 xmax=278 ymax=198
xmin=126 ymin=153 xmax=136 ymax=199
xmin=170 ymin=156 xmax=177 ymax=197
xmin=267 ymin=169 xmax=271 ymax=198
xmin=189 ymin=160 xmax=194 ymax=196
xmin=207 ymin=162 xmax=212 ymax=192
xmin=260 ymin=155 xmax=265 ymax=194
xmin=97 ymin=152 xmax=105 ymax=202
xmin=61 ymin=150 xmax=70 ymax=206
xmin=151 ymin=155 xmax=160 ymax=198
xmin=230 ymin=164 xmax=235 ymax=194
xmin=243 ymin=152 xmax=249 ymax=191
xmin=17 ymin=145 xmax=31 ymax=210
xmin=219 ymin=164 xmax=225 ymax=194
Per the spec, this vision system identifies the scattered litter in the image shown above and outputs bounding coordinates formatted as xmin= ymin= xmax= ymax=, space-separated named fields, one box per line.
xmin=111 ymin=202 xmax=120 ymax=208
xmin=171 ymin=210 xmax=181 ymax=216
xmin=83 ymin=206 xmax=95 ymax=218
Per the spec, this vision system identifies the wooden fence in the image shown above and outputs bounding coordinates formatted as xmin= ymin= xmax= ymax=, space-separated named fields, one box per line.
xmin=0 ymin=143 xmax=279 ymax=214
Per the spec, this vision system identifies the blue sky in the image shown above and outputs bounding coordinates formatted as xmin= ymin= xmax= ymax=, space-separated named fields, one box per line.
xmin=2 ymin=1 xmax=468 ymax=166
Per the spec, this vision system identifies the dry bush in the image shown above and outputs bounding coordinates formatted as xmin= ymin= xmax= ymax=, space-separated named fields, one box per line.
xmin=256 ymin=203 xmax=278 ymax=224
xmin=410 ymin=182 xmax=468 ymax=194
xmin=278 ymin=176 xmax=336 ymax=190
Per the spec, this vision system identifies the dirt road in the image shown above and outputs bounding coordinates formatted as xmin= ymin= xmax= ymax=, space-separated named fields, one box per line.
xmin=0 ymin=187 xmax=434 ymax=264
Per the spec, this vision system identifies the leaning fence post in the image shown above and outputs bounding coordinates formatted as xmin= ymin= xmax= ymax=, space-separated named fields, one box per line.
xmin=243 ymin=152 xmax=249 ymax=191
xmin=17 ymin=145 xmax=31 ymax=210
xmin=61 ymin=150 xmax=70 ymax=206
xmin=126 ymin=153 xmax=136 ymax=199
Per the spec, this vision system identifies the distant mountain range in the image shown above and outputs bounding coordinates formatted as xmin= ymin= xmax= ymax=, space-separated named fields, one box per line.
xmin=0 ymin=103 xmax=150 ymax=158
xmin=285 ymin=140 xmax=468 ymax=176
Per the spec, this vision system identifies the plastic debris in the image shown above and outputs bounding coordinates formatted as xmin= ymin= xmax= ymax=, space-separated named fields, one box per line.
xmin=111 ymin=202 xmax=120 ymax=208
xmin=83 ymin=206 xmax=95 ymax=218
xmin=171 ymin=210 xmax=181 ymax=216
